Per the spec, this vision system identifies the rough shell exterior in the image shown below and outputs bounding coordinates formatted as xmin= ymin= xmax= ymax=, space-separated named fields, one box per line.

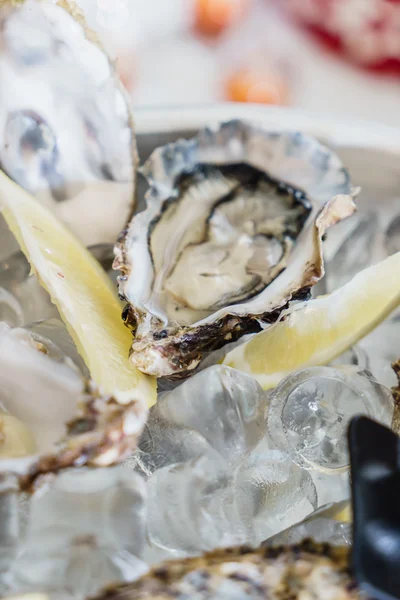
xmin=1 ymin=380 xmax=148 ymax=493
xmin=94 ymin=540 xmax=360 ymax=600
xmin=391 ymin=358 xmax=400 ymax=435
xmin=27 ymin=384 xmax=147 ymax=492
xmin=115 ymin=120 xmax=357 ymax=378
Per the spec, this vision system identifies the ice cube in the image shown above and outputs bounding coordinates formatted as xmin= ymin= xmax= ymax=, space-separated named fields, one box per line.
xmin=25 ymin=319 xmax=88 ymax=377
xmin=312 ymin=470 xmax=350 ymax=507
xmin=0 ymin=215 xmax=19 ymax=263
xmin=129 ymin=420 xmax=218 ymax=478
xmin=267 ymin=365 xmax=393 ymax=472
xmin=264 ymin=501 xmax=352 ymax=547
xmin=235 ymin=446 xmax=317 ymax=544
xmin=328 ymin=345 xmax=368 ymax=370
xmin=0 ymin=475 xmax=19 ymax=589
xmin=10 ymin=467 xmax=148 ymax=597
xmin=0 ymin=252 xmax=57 ymax=325
xmin=0 ymin=244 xmax=116 ymax=328
xmin=0 ymin=288 xmax=24 ymax=327
xmin=147 ymin=455 xmax=247 ymax=554
xmin=358 ymin=311 xmax=400 ymax=388
xmin=88 ymin=244 xmax=118 ymax=286
xmin=385 ymin=213 xmax=400 ymax=256
xmin=325 ymin=212 xmax=378 ymax=291
xmin=151 ymin=365 xmax=267 ymax=464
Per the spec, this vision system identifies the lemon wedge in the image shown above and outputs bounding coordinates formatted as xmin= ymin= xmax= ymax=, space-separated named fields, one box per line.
xmin=224 ymin=252 xmax=400 ymax=389
xmin=334 ymin=504 xmax=351 ymax=523
xmin=0 ymin=413 xmax=37 ymax=459
xmin=0 ymin=171 xmax=156 ymax=407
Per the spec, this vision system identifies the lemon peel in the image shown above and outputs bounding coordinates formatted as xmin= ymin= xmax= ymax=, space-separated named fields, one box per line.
xmin=224 ymin=252 xmax=400 ymax=390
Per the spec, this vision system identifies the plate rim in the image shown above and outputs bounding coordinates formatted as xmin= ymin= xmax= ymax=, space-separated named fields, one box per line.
xmin=134 ymin=103 xmax=400 ymax=156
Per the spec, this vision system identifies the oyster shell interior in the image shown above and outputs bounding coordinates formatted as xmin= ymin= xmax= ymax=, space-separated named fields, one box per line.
xmin=0 ymin=323 xmax=147 ymax=489
xmin=0 ymin=0 xmax=136 ymax=247
xmin=0 ymin=323 xmax=83 ymax=465
xmin=146 ymin=164 xmax=312 ymax=324
xmin=116 ymin=121 xmax=356 ymax=377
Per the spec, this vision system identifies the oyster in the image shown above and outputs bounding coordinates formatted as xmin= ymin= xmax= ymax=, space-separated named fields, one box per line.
xmin=0 ymin=323 xmax=147 ymax=491
xmin=391 ymin=358 xmax=400 ymax=434
xmin=0 ymin=0 xmax=136 ymax=247
xmin=92 ymin=540 xmax=357 ymax=600
xmin=115 ymin=120 xmax=357 ymax=378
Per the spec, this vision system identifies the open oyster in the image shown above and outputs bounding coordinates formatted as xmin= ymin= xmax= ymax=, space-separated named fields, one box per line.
xmin=0 ymin=323 xmax=147 ymax=491
xmin=115 ymin=121 xmax=357 ymax=378
xmin=0 ymin=0 xmax=136 ymax=247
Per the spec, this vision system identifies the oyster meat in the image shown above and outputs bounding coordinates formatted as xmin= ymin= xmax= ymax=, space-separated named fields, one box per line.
xmin=115 ymin=120 xmax=357 ymax=378
xmin=0 ymin=0 xmax=136 ymax=247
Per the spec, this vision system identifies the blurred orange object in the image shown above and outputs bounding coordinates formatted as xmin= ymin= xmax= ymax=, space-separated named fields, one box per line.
xmin=225 ymin=67 xmax=289 ymax=105
xmin=194 ymin=0 xmax=249 ymax=37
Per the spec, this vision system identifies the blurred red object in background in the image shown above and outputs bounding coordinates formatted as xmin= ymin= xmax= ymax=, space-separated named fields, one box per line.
xmin=194 ymin=0 xmax=250 ymax=37
xmin=281 ymin=0 xmax=400 ymax=75
xmin=225 ymin=66 xmax=288 ymax=104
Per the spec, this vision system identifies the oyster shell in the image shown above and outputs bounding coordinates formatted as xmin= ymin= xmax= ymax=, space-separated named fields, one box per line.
xmin=115 ymin=120 xmax=357 ymax=378
xmin=391 ymin=358 xmax=400 ymax=434
xmin=92 ymin=540 xmax=356 ymax=600
xmin=0 ymin=323 xmax=147 ymax=491
xmin=0 ymin=0 xmax=136 ymax=247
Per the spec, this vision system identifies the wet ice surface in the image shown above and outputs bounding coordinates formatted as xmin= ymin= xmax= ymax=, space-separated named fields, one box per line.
xmin=0 ymin=216 xmax=18 ymax=264
xmin=131 ymin=420 xmax=218 ymax=477
xmin=0 ymin=287 xmax=24 ymax=328
xmin=134 ymin=363 xmax=392 ymax=559
xmin=9 ymin=468 xmax=148 ymax=597
xmin=325 ymin=211 xmax=378 ymax=290
xmin=264 ymin=501 xmax=352 ymax=547
xmin=0 ymin=244 xmax=117 ymax=330
xmin=141 ymin=366 xmax=267 ymax=469
xmin=147 ymin=455 xmax=246 ymax=553
xmin=357 ymin=311 xmax=400 ymax=388
xmin=317 ymin=197 xmax=400 ymax=294
xmin=0 ymin=252 xmax=57 ymax=326
xmin=385 ymin=214 xmax=400 ymax=256
xmin=26 ymin=318 xmax=89 ymax=378
xmin=235 ymin=445 xmax=317 ymax=544
xmin=0 ymin=475 xmax=19 ymax=589
xmin=267 ymin=365 xmax=393 ymax=471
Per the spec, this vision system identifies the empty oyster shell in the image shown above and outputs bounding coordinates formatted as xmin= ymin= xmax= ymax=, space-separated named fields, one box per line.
xmin=0 ymin=0 xmax=136 ymax=247
xmin=115 ymin=120 xmax=357 ymax=378
xmin=0 ymin=323 xmax=147 ymax=491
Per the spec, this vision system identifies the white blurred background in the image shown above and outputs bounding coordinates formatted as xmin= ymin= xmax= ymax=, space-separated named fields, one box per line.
xmin=77 ymin=0 xmax=400 ymax=126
